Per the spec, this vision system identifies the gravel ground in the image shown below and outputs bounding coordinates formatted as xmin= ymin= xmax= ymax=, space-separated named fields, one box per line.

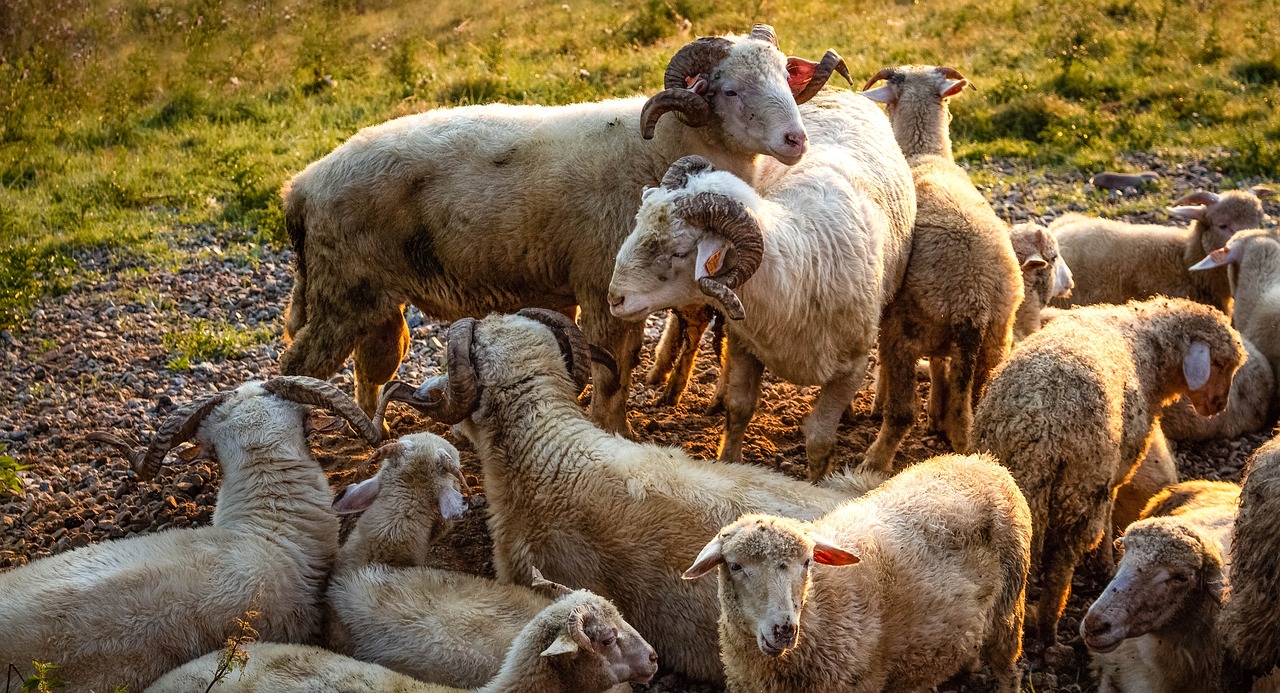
xmin=0 ymin=157 xmax=1275 ymax=692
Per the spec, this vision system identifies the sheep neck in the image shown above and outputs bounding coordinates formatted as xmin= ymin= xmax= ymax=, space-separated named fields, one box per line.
xmin=658 ymin=115 xmax=765 ymax=186
xmin=891 ymin=98 xmax=954 ymax=162
xmin=1183 ymin=221 xmax=1233 ymax=310
xmin=1145 ymin=590 xmax=1224 ymax=691
xmin=1228 ymin=238 xmax=1280 ymax=338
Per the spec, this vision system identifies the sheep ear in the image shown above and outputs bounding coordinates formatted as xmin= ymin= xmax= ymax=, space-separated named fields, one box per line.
xmin=540 ymin=633 xmax=580 ymax=658
xmin=306 ymin=410 xmax=346 ymax=434
xmin=695 ymin=237 xmax=730 ymax=281
xmin=1250 ymin=185 xmax=1276 ymax=201
xmin=810 ymin=534 xmax=860 ymax=566
xmin=1183 ymin=341 xmax=1212 ymax=391
xmin=438 ymin=484 xmax=468 ymax=521
xmin=1168 ymin=205 xmax=1208 ymax=222
xmin=939 ymin=79 xmax=970 ymax=98
xmin=786 ymin=57 xmax=819 ymax=97
xmin=859 ymin=84 xmax=896 ymax=104
xmin=682 ymin=535 xmax=725 ymax=579
xmin=1190 ymin=245 xmax=1237 ymax=271
xmin=333 ymin=476 xmax=381 ymax=514
xmin=1021 ymin=253 xmax=1048 ymax=270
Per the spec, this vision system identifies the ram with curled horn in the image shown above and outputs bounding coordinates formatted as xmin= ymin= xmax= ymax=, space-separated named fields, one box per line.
xmin=276 ymin=22 xmax=855 ymax=441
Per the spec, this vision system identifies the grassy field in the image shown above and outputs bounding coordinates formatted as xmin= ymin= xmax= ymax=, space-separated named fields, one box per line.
xmin=2 ymin=0 xmax=1278 ymax=329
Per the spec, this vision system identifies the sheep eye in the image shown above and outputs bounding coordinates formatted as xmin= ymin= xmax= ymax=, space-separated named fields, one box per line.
xmin=723 ymin=89 xmax=738 ymax=97
xmin=1170 ymin=573 xmax=1192 ymax=584
xmin=803 ymin=559 xmax=811 ymax=569
xmin=728 ymin=562 xmax=743 ymax=572
xmin=672 ymin=250 xmax=689 ymax=259
xmin=602 ymin=631 xmax=617 ymax=648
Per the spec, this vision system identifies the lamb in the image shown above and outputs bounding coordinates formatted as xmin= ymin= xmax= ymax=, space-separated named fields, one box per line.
xmin=1050 ymin=186 xmax=1272 ymax=313
xmin=857 ymin=65 xmax=1023 ymax=472
xmin=1009 ymin=222 xmax=1074 ymax=341
xmin=682 ymin=453 xmax=1032 ymax=693
xmin=1082 ymin=480 xmax=1239 ymax=693
xmin=146 ymin=571 xmax=658 ymax=693
xmin=277 ymin=25 xmax=851 ymax=435
xmin=376 ymin=308 xmax=882 ymax=683
xmin=1220 ymin=436 xmax=1280 ymax=689
xmin=972 ymin=297 xmax=1244 ymax=659
xmin=608 ymin=89 xmax=915 ymax=479
xmin=0 ymin=377 xmax=382 ymax=693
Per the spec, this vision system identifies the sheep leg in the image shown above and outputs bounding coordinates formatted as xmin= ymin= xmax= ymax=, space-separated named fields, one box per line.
xmin=942 ymin=321 xmax=982 ymax=454
xmin=861 ymin=321 xmax=919 ymax=475
xmin=659 ymin=306 xmax=713 ymax=406
xmin=646 ymin=310 xmax=682 ymax=387
xmin=926 ymin=358 xmax=948 ymax=433
xmin=1035 ymin=524 xmax=1091 ymax=658
xmin=803 ymin=361 xmax=866 ymax=480
xmin=352 ymin=311 xmax=412 ymax=424
xmin=705 ymin=317 xmax=729 ymax=415
xmin=279 ymin=313 xmax=364 ymax=386
xmin=580 ymin=301 xmax=642 ymax=438
xmin=973 ymin=318 xmax=1012 ymax=407
xmin=717 ymin=336 xmax=764 ymax=463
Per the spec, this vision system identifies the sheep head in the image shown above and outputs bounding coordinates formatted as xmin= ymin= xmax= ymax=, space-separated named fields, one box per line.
xmin=1169 ymin=189 xmax=1268 ymax=256
xmin=860 ymin=64 xmax=975 ymax=107
xmin=1081 ymin=518 xmax=1225 ymax=652
xmin=1010 ymin=223 xmax=1072 ymax=305
xmin=610 ymin=156 xmax=765 ymax=321
xmin=534 ymin=590 xmax=659 ymax=687
xmin=87 ymin=376 xmax=381 ymax=480
xmin=683 ymin=514 xmax=859 ymax=657
xmin=1130 ymin=298 xmax=1244 ymax=416
xmin=641 ymin=25 xmax=851 ymax=166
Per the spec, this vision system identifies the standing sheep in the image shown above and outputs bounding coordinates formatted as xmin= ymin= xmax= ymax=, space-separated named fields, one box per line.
xmin=0 ymin=377 xmax=381 ymax=692
xmin=1050 ymin=186 xmax=1272 ymax=312
xmin=278 ymin=26 xmax=851 ymax=435
xmin=682 ymin=454 xmax=1031 ymax=693
xmin=858 ymin=65 xmax=1023 ymax=472
xmin=1220 ymin=436 xmax=1280 ymax=690
xmin=1009 ymin=222 xmax=1074 ymax=341
xmin=972 ymin=297 xmax=1244 ymax=659
xmin=1082 ymin=480 xmax=1238 ymax=693
xmin=608 ymin=87 xmax=916 ymax=479
xmin=147 ymin=573 xmax=659 ymax=693
xmin=376 ymin=308 xmax=881 ymax=683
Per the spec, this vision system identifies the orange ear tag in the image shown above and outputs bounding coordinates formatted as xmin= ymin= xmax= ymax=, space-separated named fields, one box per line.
xmin=705 ymin=250 xmax=723 ymax=276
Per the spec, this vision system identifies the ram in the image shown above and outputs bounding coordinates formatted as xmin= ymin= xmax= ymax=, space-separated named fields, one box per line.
xmin=278 ymin=25 xmax=849 ymax=436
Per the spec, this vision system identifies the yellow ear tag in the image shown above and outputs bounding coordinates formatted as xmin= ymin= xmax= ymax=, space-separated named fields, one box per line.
xmin=705 ymin=250 xmax=723 ymax=276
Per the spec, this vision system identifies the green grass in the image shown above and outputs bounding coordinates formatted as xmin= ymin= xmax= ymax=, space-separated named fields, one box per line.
xmin=162 ymin=317 xmax=275 ymax=368
xmin=2 ymin=0 xmax=1277 ymax=329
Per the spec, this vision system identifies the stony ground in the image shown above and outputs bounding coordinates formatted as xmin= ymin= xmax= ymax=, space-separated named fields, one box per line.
xmin=0 ymin=157 xmax=1276 ymax=692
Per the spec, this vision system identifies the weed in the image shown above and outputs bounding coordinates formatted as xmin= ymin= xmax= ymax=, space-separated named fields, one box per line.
xmin=204 ymin=609 xmax=259 ymax=693
xmin=162 ymin=318 xmax=274 ymax=364
xmin=0 ymin=444 xmax=27 ymax=496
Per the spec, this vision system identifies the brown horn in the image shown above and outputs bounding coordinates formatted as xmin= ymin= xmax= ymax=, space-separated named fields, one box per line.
xmin=675 ymin=192 xmax=764 ymax=321
xmin=749 ymin=24 xmax=778 ymax=47
xmin=85 ymin=432 xmax=145 ymax=470
xmin=861 ymin=67 xmax=899 ymax=92
xmin=663 ymin=37 xmax=733 ymax=90
xmin=662 ymin=155 xmax=716 ymax=190
xmin=531 ymin=566 xmax=576 ymax=599
xmin=640 ymin=88 xmax=714 ymax=139
xmin=589 ymin=344 xmax=620 ymax=384
xmin=356 ymin=441 xmax=406 ymax=477
xmin=935 ymin=66 xmax=972 ymax=85
xmin=1175 ymin=191 xmax=1221 ymax=206
xmin=372 ymin=320 xmax=482 ymax=426
xmin=136 ymin=392 xmax=232 ymax=480
xmin=1248 ymin=185 xmax=1275 ymax=201
xmin=793 ymin=50 xmax=852 ymax=105
xmin=260 ymin=376 xmax=383 ymax=446
xmin=517 ymin=308 xmax=592 ymax=392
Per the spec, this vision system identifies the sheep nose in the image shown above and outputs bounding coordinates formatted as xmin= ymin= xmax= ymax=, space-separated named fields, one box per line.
xmin=607 ymin=293 xmax=625 ymax=308
xmin=773 ymin=621 xmax=797 ymax=645
xmin=1083 ymin=615 xmax=1112 ymax=638
xmin=648 ymin=649 xmax=658 ymax=664
xmin=783 ymin=130 xmax=807 ymax=151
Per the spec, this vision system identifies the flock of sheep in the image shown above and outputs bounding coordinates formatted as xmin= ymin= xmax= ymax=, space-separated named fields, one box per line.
xmin=2 ymin=24 xmax=1279 ymax=693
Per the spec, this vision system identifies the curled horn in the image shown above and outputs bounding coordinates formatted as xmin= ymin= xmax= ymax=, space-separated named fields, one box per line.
xmin=640 ymin=37 xmax=733 ymax=139
xmin=749 ymin=24 xmax=778 ymax=47
xmin=517 ymin=308 xmax=593 ymax=391
xmin=589 ymin=344 xmax=620 ymax=384
xmin=85 ymin=432 xmax=145 ymax=470
xmin=356 ymin=441 xmax=405 ymax=477
xmin=1175 ymin=191 xmax=1220 ymax=206
xmin=935 ymin=65 xmax=974 ymax=88
xmin=531 ymin=566 xmax=576 ymax=599
xmin=675 ymin=192 xmax=765 ymax=321
xmin=792 ymin=50 xmax=852 ymax=105
xmin=861 ymin=67 xmax=899 ymax=92
xmin=136 ymin=392 xmax=232 ymax=480
xmin=662 ymin=155 xmax=716 ymax=190
xmin=374 ymin=320 xmax=482 ymax=425
xmin=261 ymin=376 xmax=383 ymax=445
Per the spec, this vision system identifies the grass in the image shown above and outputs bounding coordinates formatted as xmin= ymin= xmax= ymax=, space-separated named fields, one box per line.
xmin=1 ymin=0 xmax=1277 ymax=329
xmin=162 ymin=317 xmax=275 ymax=369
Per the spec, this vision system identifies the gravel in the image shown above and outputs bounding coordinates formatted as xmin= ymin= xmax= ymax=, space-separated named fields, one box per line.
xmin=0 ymin=159 xmax=1275 ymax=692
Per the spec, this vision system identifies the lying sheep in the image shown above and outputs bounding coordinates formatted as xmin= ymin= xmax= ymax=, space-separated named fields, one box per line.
xmin=377 ymin=308 xmax=882 ymax=683
xmin=683 ymin=454 xmax=1031 ymax=693
xmin=278 ymin=26 xmax=851 ymax=435
xmin=1083 ymin=480 xmax=1238 ymax=693
xmin=0 ymin=377 xmax=382 ymax=693
xmin=972 ymin=297 xmax=1244 ymax=658
xmin=1050 ymin=187 xmax=1272 ymax=313
xmin=1009 ymin=222 xmax=1074 ymax=341
xmin=608 ymin=89 xmax=915 ymax=478
xmin=858 ymin=65 xmax=1023 ymax=472
xmin=1220 ymin=436 xmax=1280 ymax=690
xmin=147 ymin=571 xmax=659 ymax=693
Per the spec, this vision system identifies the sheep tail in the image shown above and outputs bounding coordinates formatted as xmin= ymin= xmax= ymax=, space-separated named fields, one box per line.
xmin=283 ymin=182 xmax=308 ymax=341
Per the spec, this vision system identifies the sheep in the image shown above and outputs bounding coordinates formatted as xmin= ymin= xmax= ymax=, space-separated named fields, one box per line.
xmin=0 ymin=377 xmax=383 ymax=693
xmin=277 ymin=25 xmax=852 ymax=436
xmin=1049 ymin=186 xmax=1273 ymax=313
xmin=1082 ymin=480 xmax=1239 ymax=693
xmin=682 ymin=453 xmax=1032 ymax=693
xmin=376 ymin=308 xmax=883 ymax=683
xmin=971 ymin=297 xmax=1245 ymax=660
xmin=1009 ymin=222 xmax=1074 ymax=341
xmin=146 ymin=571 xmax=659 ymax=693
xmin=1220 ymin=436 xmax=1280 ymax=690
xmin=608 ymin=89 xmax=915 ymax=479
xmin=852 ymin=65 xmax=1023 ymax=472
